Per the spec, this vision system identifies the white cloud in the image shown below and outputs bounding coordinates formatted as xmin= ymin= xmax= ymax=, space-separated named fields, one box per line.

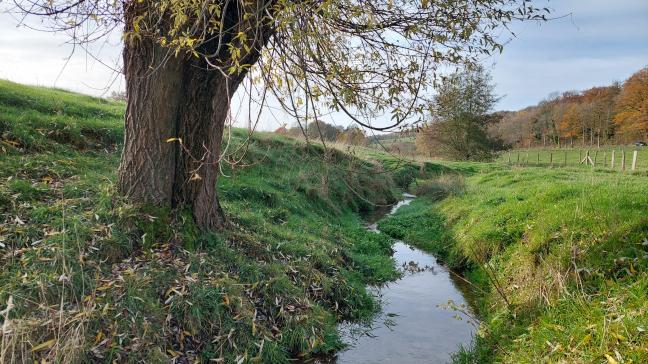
xmin=489 ymin=0 xmax=648 ymax=110
xmin=0 ymin=0 xmax=647 ymax=128
xmin=0 ymin=13 xmax=123 ymax=96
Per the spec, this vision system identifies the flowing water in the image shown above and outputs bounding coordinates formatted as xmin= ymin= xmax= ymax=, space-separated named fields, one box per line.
xmin=313 ymin=194 xmax=478 ymax=364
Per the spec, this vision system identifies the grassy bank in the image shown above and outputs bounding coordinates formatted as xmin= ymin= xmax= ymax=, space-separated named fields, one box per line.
xmin=0 ymin=80 xmax=402 ymax=362
xmin=380 ymin=165 xmax=648 ymax=362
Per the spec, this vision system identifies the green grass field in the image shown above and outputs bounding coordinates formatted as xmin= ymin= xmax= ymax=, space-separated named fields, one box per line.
xmin=379 ymin=165 xmax=648 ymax=363
xmin=0 ymin=80 xmax=408 ymax=362
xmin=497 ymin=147 xmax=648 ymax=171
xmin=2 ymin=79 xmax=646 ymax=363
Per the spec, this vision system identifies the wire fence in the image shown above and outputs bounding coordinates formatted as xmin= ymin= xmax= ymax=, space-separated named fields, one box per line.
xmin=498 ymin=147 xmax=648 ymax=172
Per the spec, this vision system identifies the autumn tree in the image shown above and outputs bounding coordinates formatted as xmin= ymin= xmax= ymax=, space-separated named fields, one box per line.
xmin=285 ymin=121 xmax=342 ymax=142
xmin=337 ymin=126 xmax=367 ymax=146
xmin=488 ymin=108 xmax=532 ymax=147
xmin=416 ymin=65 xmax=503 ymax=160
xmin=556 ymin=102 xmax=581 ymax=144
xmin=11 ymin=0 xmax=548 ymax=229
xmin=581 ymin=85 xmax=620 ymax=145
xmin=614 ymin=67 xmax=648 ymax=142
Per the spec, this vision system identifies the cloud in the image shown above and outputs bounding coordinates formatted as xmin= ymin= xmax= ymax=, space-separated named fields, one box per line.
xmin=489 ymin=0 xmax=648 ymax=110
xmin=0 ymin=13 xmax=123 ymax=96
xmin=0 ymin=0 xmax=647 ymax=129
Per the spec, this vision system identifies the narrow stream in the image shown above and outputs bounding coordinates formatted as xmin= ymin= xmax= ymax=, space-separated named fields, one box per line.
xmin=317 ymin=194 xmax=478 ymax=363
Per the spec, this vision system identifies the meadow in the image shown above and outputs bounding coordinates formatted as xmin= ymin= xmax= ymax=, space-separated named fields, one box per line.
xmin=379 ymin=164 xmax=648 ymax=363
xmin=0 ymin=80 xmax=406 ymax=362
xmin=1 ymin=79 xmax=646 ymax=363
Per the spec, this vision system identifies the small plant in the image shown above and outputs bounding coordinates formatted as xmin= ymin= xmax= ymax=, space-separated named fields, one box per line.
xmin=413 ymin=174 xmax=465 ymax=201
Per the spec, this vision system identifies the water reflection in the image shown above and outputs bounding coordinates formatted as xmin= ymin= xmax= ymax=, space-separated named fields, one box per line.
xmin=311 ymin=195 xmax=478 ymax=364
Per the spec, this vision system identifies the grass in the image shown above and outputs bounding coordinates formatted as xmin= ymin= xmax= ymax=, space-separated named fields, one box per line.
xmin=5 ymin=78 xmax=645 ymax=363
xmin=497 ymin=147 xmax=648 ymax=171
xmin=379 ymin=165 xmax=648 ymax=363
xmin=0 ymin=80 xmax=405 ymax=363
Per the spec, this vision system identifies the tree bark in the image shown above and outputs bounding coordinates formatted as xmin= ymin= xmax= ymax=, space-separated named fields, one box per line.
xmin=117 ymin=2 xmax=263 ymax=230
xmin=171 ymin=63 xmax=245 ymax=229
xmin=118 ymin=38 xmax=184 ymax=205
xmin=118 ymin=37 xmax=252 ymax=229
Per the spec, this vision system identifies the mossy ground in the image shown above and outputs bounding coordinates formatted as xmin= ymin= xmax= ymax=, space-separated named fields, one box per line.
xmin=379 ymin=165 xmax=648 ymax=363
xmin=0 ymin=80 xmax=402 ymax=363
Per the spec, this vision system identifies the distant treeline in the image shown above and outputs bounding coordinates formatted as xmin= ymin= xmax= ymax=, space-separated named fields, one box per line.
xmin=489 ymin=66 xmax=648 ymax=147
xmin=274 ymin=121 xmax=369 ymax=146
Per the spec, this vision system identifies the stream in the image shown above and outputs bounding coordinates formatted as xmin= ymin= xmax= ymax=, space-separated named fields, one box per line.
xmin=316 ymin=194 xmax=478 ymax=363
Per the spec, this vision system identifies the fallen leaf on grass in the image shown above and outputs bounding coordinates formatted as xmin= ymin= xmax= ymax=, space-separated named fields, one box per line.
xmin=31 ymin=338 xmax=56 ymax=352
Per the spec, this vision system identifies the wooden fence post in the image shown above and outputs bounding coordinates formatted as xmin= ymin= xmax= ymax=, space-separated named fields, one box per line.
xmin=537 ymin=153 xmax=540 ymax=165
xmin=621 ymin=150 xmax=626 ymax=171
xmin=525 ymin=152 xmax=529 ymax=166
xmin=594 ymin=150 xmax=598 ymax=166
xmin=517 ymin=152 xmax=520 ymax=165
xmin=611 ymin=150 xmax=615 ymax=169
xmin=582 ymin=150 xmax=594 ymax=167
xmin=508 ymin=152 xmax=511 ymax=164
xmin=603 ymin=151 xmax=607 ymax=167
xmin=564 ymin=151 xmax=567 ymax=167
xmin=632 ymin=150 xmax=638 ymax=171
xmin=550 ymin=152 xmax=553 ymax=167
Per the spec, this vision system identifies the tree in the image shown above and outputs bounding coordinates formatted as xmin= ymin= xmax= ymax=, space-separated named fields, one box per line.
xmin=556 ymin=102 xmax=581 ymax=142
xmin=337 ymin=126 xmax=367 ymax=146
xmin=285 ymin=121 xmax=342 ymax=142
xmin=488 ymin=108 xmax=534 ymax=147
xmin=11 ymin=1 xmax=547 ymax=229
xmin=416 ymin=65 xmax=503 ymax=160
xmin=614 ymin=67 xmax=648 ymax=142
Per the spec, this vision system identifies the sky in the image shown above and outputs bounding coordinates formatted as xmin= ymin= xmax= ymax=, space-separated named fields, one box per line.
xmin=489 ymin=0 xmax=648 ymax=111
xmin=0 ymin=1 xmax=647 ymax=129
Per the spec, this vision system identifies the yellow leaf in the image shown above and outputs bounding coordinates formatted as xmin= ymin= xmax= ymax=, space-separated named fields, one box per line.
xmin=605 ymin=354 xmax=619 ymax=364
xmin=31 ymin=339 xmax=56 ymax=352
xmin=94 ymin=331 xmax=104 ymax=345
xmin=165 ymin=137 xmax=182 ymax=143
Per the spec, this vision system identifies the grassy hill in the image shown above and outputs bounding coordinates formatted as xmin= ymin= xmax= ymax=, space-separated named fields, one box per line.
xmin=0 ymin=80 xmax=405 ymax=362
xmin=4 ymin=79 xmax=645 ymax=363
xmin=379 ymin=166 xmax=648 ymax=363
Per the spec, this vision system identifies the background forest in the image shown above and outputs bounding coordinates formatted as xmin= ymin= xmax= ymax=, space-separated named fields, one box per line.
xmin=490 ymin=66 xmax=648 ymax=148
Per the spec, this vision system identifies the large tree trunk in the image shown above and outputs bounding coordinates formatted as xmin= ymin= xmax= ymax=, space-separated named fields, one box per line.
xmin=118 ymin=38 xmax=247 ymax=229
xmin=171 ymin=63 xmax=244 ymax=229
xmin=117 ymin=1 xmax=270 ymax=230
xmin=118 ymin=43 xmax=244 ymax=229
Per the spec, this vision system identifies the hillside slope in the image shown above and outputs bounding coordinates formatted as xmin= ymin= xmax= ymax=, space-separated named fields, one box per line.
xmin=380 ymin=166 xmax=648 ymax=362
xmin=0 ymin=80 xmax=402 ymax=363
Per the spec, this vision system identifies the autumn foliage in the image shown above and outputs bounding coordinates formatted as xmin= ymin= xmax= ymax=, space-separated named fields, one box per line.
xmin=490 ymin=66 xmax=648 ymax=147
xmin=614 ymin=67 xmax=648 ymax=141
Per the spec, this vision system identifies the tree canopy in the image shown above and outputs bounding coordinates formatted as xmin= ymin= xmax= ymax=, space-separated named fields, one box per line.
xmin=11 ymin=0 xmax=548 ymax=132
xmin=614 ymin=67 xmax=648 ymax=140
xmin=416 ymin=65 xmax=503 ymax=160
xmin=7 ymin=0 xmax=549 ymax=229
xmin=488 ymin=66 xmax=647 ymax=147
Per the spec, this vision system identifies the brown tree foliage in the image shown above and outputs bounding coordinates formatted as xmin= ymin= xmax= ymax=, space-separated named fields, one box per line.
xmin=488 ymin=67 xmax=648 ymax=147
xmin=336 ymin=127 xmax=368 ymax=146
xmin=614 ymin=67 xmax=648 ymax=141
